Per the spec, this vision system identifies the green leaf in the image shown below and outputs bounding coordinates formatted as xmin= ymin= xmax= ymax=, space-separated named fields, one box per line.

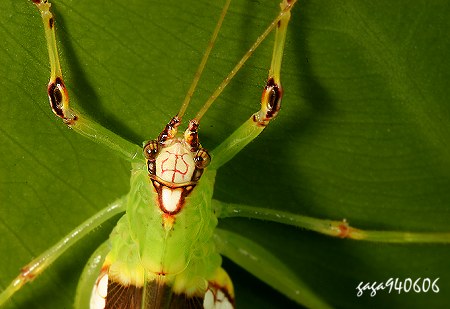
xmin=1 ymin=0 xmax=449 ymax=308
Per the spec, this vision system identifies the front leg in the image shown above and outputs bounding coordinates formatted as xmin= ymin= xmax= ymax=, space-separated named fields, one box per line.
xmin=210 ymin=0 xmax=294 ymax=170
xmin=32 ymin=0 xmax=141 ymax=161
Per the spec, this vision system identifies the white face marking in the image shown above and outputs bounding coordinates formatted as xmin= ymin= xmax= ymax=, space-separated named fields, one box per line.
xmin=161 ymin=186 xmax=183 ymax=213
xmin=156 ymin=140 xmax=195 ymax=184
xmin=90 ymin=272 xmax=108 ymax=309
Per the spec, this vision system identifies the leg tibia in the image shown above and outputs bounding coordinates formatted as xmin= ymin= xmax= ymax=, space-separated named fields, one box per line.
xmin=33 ymin=1 xmax=71 ymax=121
xmin=270 ymin=0 xmax=293 ymax=84
xmin=32 ymin=0 xmax=141 ymax=161
xmin=253 ymin=0 xmax=292 ymax=127
xmin=210 ymin=0 xmax=296 ymax=170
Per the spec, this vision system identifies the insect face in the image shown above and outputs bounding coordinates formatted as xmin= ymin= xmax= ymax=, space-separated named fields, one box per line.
xmin=144 ymin=117 xmax=211 ymax=217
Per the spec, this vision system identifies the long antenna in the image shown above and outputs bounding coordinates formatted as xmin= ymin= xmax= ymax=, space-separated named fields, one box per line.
xmin=177 ymin=0 xmax=232 ymax=120
xmin=194 ymin=0 xmax=296 ymax=122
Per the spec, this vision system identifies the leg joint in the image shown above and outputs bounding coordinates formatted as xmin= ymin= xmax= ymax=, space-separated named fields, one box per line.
xmin=252 ymin=77 xmax=283 ymax=126
xmin=47 ymin=77 xmax=78 ymax=125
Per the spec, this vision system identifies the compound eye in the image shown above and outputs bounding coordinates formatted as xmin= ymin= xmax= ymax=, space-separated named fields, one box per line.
xmin=143 ymin=140 xmax=159 ymax=160
xmin=194 ymin=149 xmax=211 ymax=169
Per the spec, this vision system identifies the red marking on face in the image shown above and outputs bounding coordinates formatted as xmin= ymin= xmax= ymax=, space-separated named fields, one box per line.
xmin=160 ymin=150 xmax=190 ymax=183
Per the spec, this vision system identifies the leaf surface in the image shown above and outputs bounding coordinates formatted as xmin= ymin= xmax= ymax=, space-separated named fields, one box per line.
xmin=0 ymin=0 xmax=449 ymax=308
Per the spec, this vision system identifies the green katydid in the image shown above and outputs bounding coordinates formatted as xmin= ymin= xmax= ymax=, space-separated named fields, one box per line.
xmin=2 ymin=0 xmax=325 ymax=307
xmin=1 ymin=0 xmax=450 ymax=308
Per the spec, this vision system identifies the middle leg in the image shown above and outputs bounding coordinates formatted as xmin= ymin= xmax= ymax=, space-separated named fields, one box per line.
xmin=213 ymin=199 xmax=450 ymax=243
xmin=0 ymin=196 xmax=127 ymax=305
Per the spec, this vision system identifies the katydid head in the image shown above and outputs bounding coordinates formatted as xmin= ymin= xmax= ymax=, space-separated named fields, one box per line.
xmin=143 ymin=116 xmax=210 ymax=215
